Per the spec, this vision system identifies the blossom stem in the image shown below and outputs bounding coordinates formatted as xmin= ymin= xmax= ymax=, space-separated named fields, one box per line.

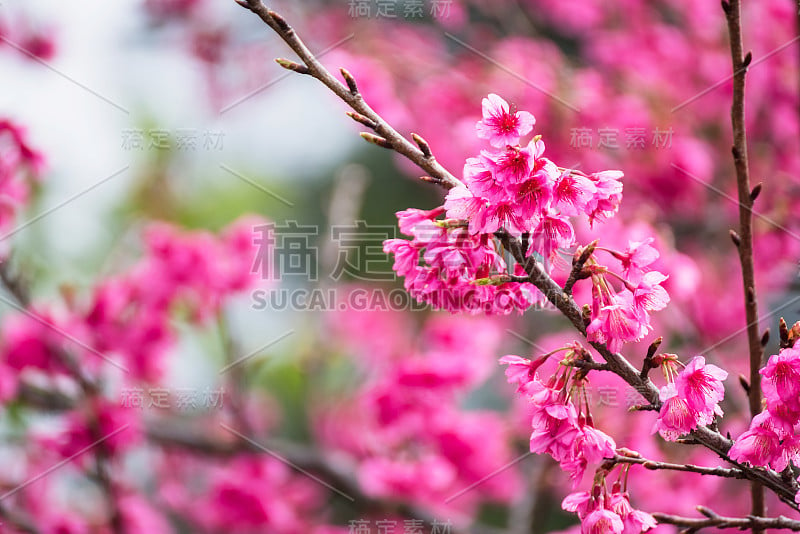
xmin=640 ymin=337 xmax=662 ymax=379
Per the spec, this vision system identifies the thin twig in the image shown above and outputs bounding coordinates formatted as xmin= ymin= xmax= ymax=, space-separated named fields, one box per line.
xmin=606 ymin=454 xmax=747 ymax=479
xmin=640 ymin=337 xmax=662 ymax=380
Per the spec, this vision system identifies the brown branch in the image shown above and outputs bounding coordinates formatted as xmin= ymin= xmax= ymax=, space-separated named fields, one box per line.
xmin=570 ymin=360 xmax=610 ymax=372
xmin=238 ymin=0 xmax=463 ymax=190
xmin=653 ymin=507 xmax=800 ymax=532
xmin=606 ymin=453 xmax=747 ymax=480
xmin=722 ymin=0 xmax=764 ymax=524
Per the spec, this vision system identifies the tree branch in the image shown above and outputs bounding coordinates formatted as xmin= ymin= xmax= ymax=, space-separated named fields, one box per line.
xmin=563 ymin=240 xmax=596 ymax=296
xmin=606 ymin=453 xmax=747 ymax=480
xmin=722 ymin=0 xmax=764 ymax=524
xmin=237 ymin=0 xmax=463 ymax=190
xmin=653 ymin=507 xmax=800 ymax=532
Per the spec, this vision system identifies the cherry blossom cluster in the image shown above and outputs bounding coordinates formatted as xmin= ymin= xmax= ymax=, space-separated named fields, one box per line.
xmin=501 ymin=343 xmax=616 ymax=486
xmin=446 ymin=94 xmax=622 ymax=238
xmin=652 ymin=355 xmax=728 ymax=441
xmin=385 ymin=96 xmax=670 ymax=356
xmin=562 ymin=475 xmax=656 ymax=534
xmin=729 ymin=344 xmax=800 ymax=475
xmin=298 ymin=0 xmax=800 ymax=369
xmin=383 ymin=206 xmax=541 ymax=315
xmin=500 ymin=344 xmax=663 ymax=533
xmin=502 ymin=342 xmax=733 ymax=532
xmin=584 ymin=238 xmax=670 ymax=353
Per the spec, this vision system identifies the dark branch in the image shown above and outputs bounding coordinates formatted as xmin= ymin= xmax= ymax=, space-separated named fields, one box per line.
xmin=723 ymin=0 xmax=765 ymax=523
xmin=654 ymin=507 xmax=800 ymax=532
xmin=606 ymin=453 xmax=747 ymax=480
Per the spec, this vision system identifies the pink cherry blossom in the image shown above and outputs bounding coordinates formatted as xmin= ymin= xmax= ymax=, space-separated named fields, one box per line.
xmin=575 ymin=425 xmax=616 ymax=464
xmin=383 ymin=239 xmax=419 ymax=277
xmin=396 ymin=207 xmax=445 ymax=236
xmin=585 ymin=170 xmax=624 ymax=225
xmin=529 ymin=211 xmax=576 ymax=263
xmin=463 ymin=156 xmax=504 ymax=200
xmin=652 ymin=384 xmax=698 ymax=441
xmin=554 ymin=169 xmax=597 ymax=216
xmin=586 ymin=294 xmax=649 ymax=354
xmin=582 ymin=508 xmax=624 ymax=534
xmin=617 ymin=238 xmax=659 ymax=279
xmin=630 ymin=271 xmax=670 ymax=312
xmin=729 ymin=412 xmax=782 ymax=469
xmin=513 ymin=158 xmax=558 ymax=219
xmin=475 ymin=93 xmax=535 ymax=148
xmin=563 ymin=491 xmax=594 ymax=518
xmin=760 ymin=346 xmax=800 ymax=412
xmin=674 ymin=355 xmax=727 ymax=415
xmin=778 ymin=434 xmax=800 ymax=473
xmin=609 ymin=491 xmax=657 ymax=534
xmin=482 ymin=144 xmax=537 ymax=184
xmin=499 ymin=354 xmax=547 ymax=390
